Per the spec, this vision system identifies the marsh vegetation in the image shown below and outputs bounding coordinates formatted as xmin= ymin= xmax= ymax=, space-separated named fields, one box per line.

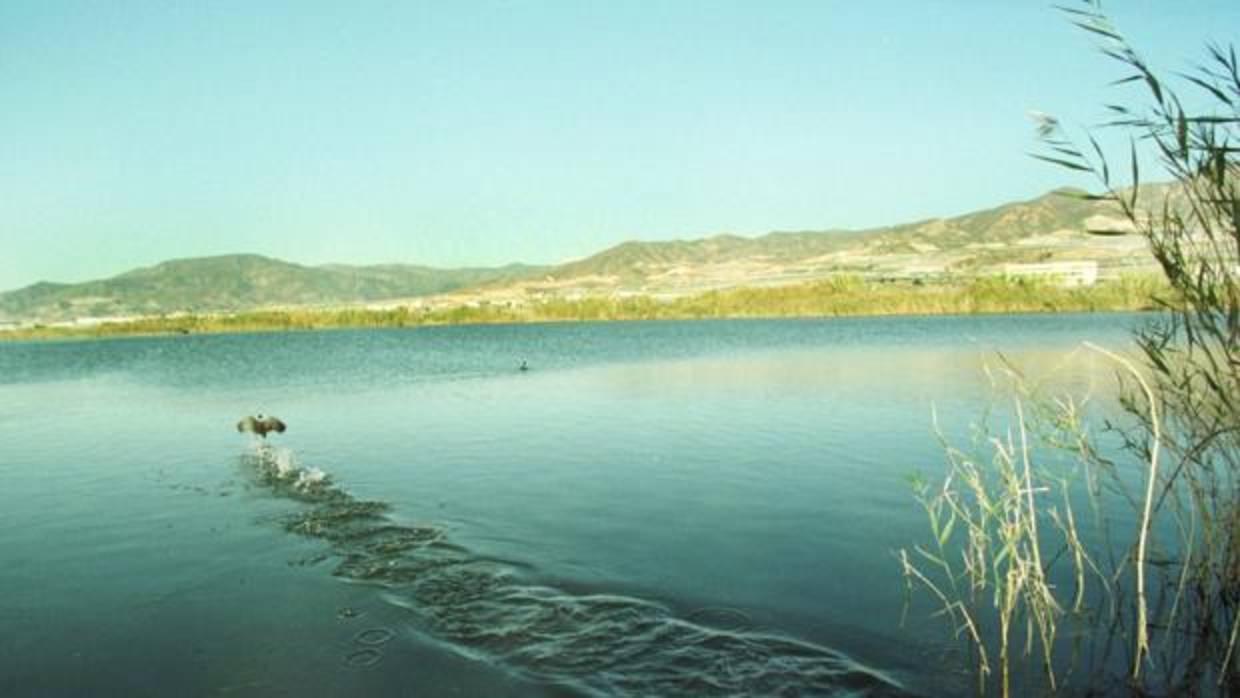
xmin=901 ymin=3 xmax=1239 ymax=694
xmin=0 ymin=274 xmax=1163 ymax=341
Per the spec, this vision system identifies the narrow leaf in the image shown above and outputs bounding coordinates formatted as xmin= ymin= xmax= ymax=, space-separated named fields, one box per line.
xmin=1059 ymin=190 xmax=1114 ymax=202
xmin=1049 ymin=145 xmax=1086 ymax=158
xmin=938 ymin=514 xmax=957 ymax=547
xmin=1073 ymin=20 xmax=1123 ymax=41
xmin=1088 ymin=134 xmax=1110 ymax=185
xmin=1032 ymin=153 xmax=1093 ymax=172
xmin=1143 ymin=71 xmax=1164 ymax=105
xmin=994 ymin=546 xmax=1011 ymax=569
xmin=1054 ymin=5 xmax=1100 ymax=19
xmin=1181 ymin=73 xmax=1234 ymax=106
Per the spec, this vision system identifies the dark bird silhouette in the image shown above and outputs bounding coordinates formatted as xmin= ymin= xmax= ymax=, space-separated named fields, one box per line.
xmin=237 ymin=414 xmax=287 ymax=438
xmin=519 ymin=360 xmax=529 ymax=372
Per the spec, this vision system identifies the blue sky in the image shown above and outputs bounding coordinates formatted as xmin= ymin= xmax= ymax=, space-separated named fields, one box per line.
xmin=1 ymin=1 xmax=1236 ymax=291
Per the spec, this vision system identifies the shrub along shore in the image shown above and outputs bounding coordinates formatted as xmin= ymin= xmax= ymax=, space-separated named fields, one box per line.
xmin=0 ymin=274 xmax=1166 ymax=341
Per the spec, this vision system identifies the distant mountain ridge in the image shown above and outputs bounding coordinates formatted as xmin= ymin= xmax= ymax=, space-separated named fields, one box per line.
xmin=552 ymin=185 xmax=1153 ymax=279
xmin=0 ymin=184 xmax=1166 ymax=323
xmin=0 ymin=255 xmax=544 ymax=323
xmin=505 ymin=184 xmax=1163 ymax=297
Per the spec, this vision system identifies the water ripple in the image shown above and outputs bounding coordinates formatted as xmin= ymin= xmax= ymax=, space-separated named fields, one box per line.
xmin=245 ymin=444 xmax=912 ymax=697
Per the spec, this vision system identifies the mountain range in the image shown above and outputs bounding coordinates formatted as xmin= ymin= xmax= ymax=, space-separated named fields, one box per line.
xmin=0 ymin=184 xmax=1163 ymax=324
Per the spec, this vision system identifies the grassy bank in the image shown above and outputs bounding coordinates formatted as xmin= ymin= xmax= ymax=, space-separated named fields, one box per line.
xmin=0 ymin=274 xmax=1166 ymax=341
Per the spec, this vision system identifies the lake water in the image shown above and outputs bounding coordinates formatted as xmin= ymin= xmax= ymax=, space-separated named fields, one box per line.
xmin=0 ymin=314 xmax=1143 ymax=697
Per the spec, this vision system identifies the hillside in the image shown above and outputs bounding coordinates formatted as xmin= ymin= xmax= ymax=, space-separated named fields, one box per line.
xmin=496 ymin=185 xmax=1161 ymax=299
xmin=0 ymin=184 xmax=1168 ymax=324
xmin=0 ymin=255 xmax=544 ymax=323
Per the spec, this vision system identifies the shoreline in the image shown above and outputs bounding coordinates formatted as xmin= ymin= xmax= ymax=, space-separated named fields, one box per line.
xmin=0 ymin=306 xmax=1159 ymax=344
xmin=0 ymin=278 xmax=1165 ymax=344
xmin=0 ymin=276 xmax=1165 ymax=343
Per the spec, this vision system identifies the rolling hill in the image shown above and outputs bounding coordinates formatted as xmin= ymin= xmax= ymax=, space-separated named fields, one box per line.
xmin=0 ymin=255 xmax=544 ymax=323
xmin=508 ymin=184 xmax=1160 ymax=297
xmin=0 ymin=184 xmax=1166 ymax=324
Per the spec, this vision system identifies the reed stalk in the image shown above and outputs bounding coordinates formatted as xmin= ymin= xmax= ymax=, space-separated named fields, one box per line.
xmin=905 ymin=3 xmax=1238 ymax=693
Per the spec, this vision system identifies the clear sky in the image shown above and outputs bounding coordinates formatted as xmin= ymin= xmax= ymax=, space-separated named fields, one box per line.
xmin=1 ymin=1 xmax=1236 ymax=292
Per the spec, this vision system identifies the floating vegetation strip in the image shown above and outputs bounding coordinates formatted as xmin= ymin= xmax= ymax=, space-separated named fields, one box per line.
xmin=244 ymin=445 xmax=912 ymax=697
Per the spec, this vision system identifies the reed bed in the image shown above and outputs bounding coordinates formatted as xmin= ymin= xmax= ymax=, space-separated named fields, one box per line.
xmin=0 ymin=274 xmax=1163 ymax=341
xmin=903 ymin=3 xmax=1238 ymax=693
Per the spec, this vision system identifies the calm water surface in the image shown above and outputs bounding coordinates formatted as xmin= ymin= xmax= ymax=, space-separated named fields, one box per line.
xmin=0 ymin=314 xmax=1143 ymax=696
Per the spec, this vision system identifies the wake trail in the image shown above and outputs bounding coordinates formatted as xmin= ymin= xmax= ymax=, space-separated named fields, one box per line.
xmin=243 ymin=443 xmax=914 ymax=697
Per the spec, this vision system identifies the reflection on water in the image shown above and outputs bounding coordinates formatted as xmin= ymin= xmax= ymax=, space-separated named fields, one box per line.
xmin=248 ymin=443 xmax=910 ymax=697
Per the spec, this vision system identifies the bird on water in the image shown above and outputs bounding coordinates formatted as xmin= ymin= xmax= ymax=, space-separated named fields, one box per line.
xmin=237 ymin=414 xmax=287 ymax=438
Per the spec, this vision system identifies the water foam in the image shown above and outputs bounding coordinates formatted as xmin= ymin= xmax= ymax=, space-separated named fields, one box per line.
xmin=242 ymin=445 xmax=913 ymax=697
xmin=250 ymin=443 xmax=331 ymax=494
